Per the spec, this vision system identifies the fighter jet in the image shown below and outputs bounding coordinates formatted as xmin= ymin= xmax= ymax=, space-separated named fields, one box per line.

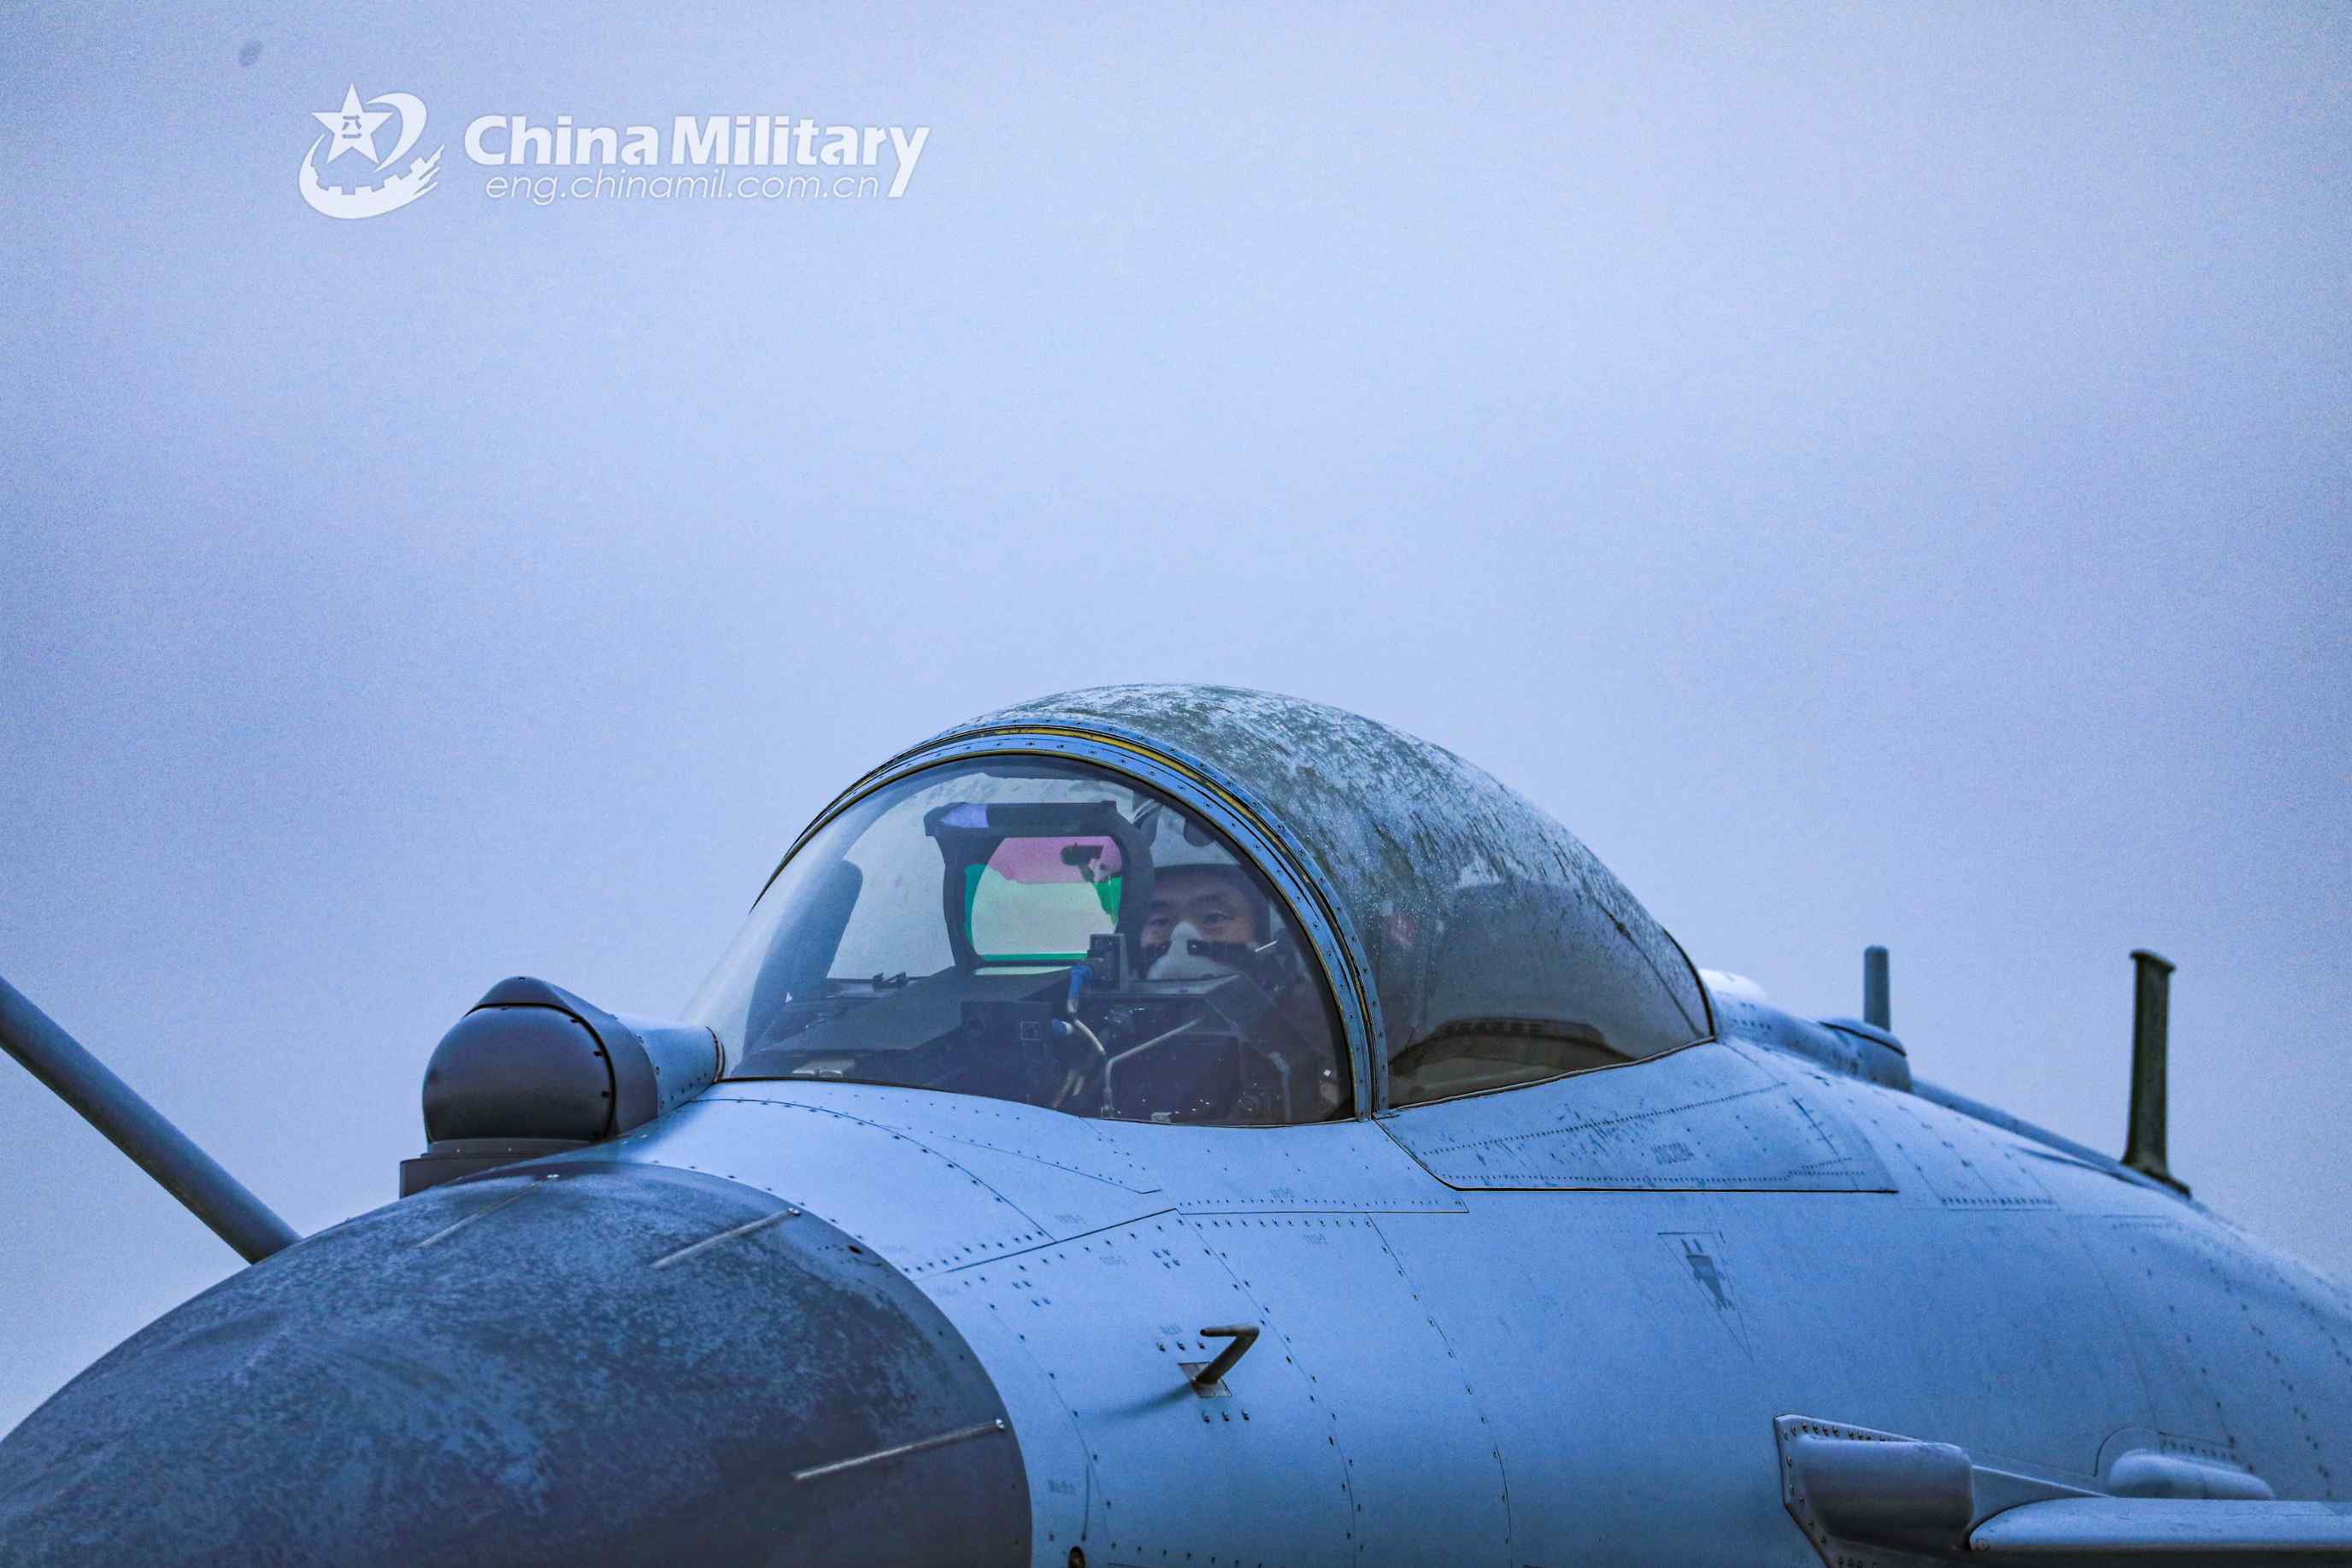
xmin=2 ymin=684 xmax=2347 ymax=1565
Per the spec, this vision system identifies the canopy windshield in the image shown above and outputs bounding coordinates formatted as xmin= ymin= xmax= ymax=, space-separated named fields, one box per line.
xmin=686 ymin=756 xmax=1349 ymax=1125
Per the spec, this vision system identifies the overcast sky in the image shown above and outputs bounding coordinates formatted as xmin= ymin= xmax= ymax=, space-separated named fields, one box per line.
xmin=3 ymin=3 xmax=2345 ymax=1436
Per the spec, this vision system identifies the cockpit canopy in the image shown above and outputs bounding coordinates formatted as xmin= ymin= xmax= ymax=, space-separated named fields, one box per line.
xmin=955 ymin=688 xmax=1714 ymax=1104
xmin=687 ymin=685 xmax=1712 ymax=1124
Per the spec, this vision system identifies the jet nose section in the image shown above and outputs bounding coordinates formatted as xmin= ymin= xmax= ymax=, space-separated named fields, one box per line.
xmin=0 ymin=1162 xmax=1028 ymax=1566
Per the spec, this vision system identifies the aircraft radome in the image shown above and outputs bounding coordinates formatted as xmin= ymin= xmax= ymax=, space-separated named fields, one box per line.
xmin=3 ymin=685 xmax=2348 ymax=1565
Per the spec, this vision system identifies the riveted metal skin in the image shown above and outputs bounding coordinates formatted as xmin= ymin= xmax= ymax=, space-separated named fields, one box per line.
xmin=0 ymin=1162 xmax=1028 ymax=1568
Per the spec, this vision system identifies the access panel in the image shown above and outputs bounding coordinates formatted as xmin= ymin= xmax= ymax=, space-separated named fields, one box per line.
xmin=952 ymin=1215 xmax=1355 ymax=1567
xmin=1195 ymin=1213 xmax=1513 ymax=1566
xmin=1380 ymin=1042 xmax=1893 ymax=1192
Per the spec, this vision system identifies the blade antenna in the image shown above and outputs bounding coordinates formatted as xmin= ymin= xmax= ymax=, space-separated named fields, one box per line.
xmin=2120 ymin=949 xmax=2190 ymax=1195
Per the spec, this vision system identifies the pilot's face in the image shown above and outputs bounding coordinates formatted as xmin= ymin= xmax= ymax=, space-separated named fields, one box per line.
xmin=1141 ymin=866 xmax=1261 ymax=951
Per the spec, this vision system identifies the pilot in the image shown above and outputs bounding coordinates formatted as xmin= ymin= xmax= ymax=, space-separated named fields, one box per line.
xmin=1138 ymin=866 xmax=1264 ymax=975
xmin=1131 ymin=807 xmax=1348 ymax=1117
xmin=1135 ymin=808 xmax=1272 ymax=979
